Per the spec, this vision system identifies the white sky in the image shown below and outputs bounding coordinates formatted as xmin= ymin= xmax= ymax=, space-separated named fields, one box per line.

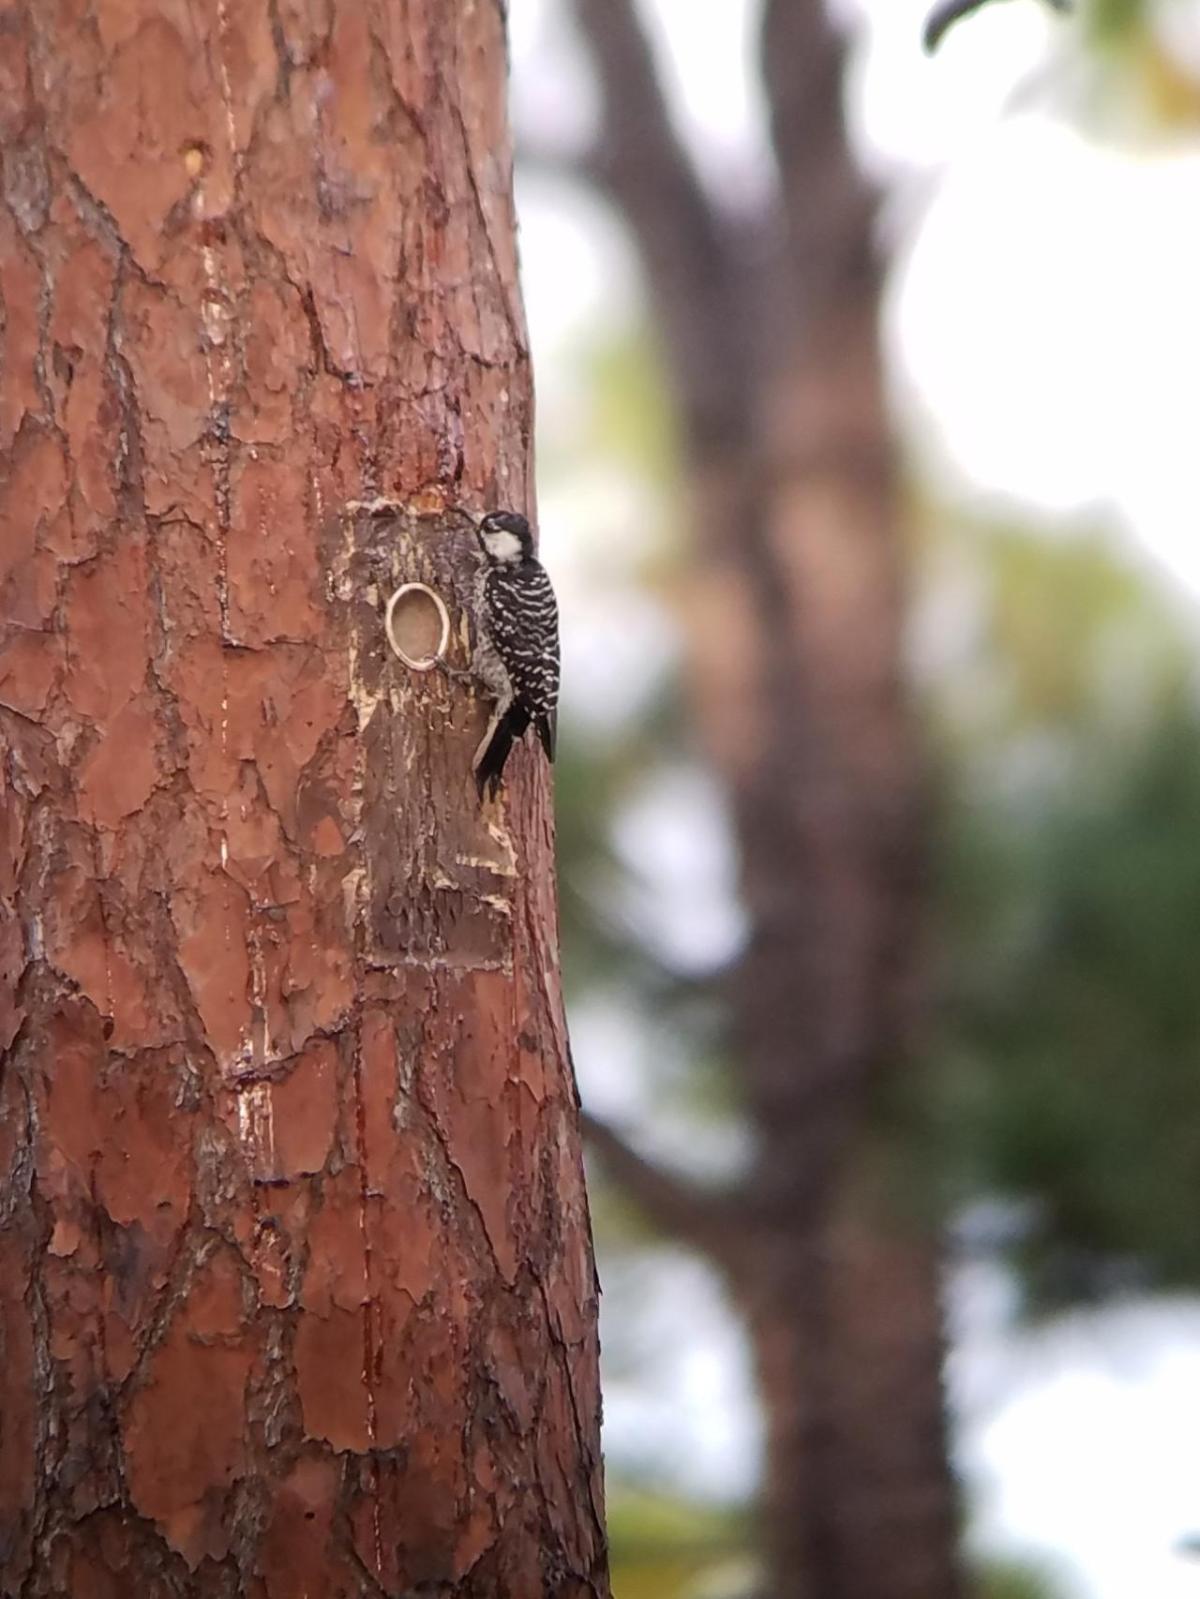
xmin=509 ymin=2 xmax=1200 ymax=1595
xmin=515 ymin=0 xmax=1200 ymax=592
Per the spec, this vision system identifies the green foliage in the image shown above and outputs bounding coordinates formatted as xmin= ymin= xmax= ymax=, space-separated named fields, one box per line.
xmin=978 ymin=1554 xmax=1070 ymax=1599
xmin=606 ymin=1487 xmax=753 ymax=1599
xmin=918 ymin=0 xmax=1200 ymax=131
xmin=605 ymin=1485 xmax=1067 ymax=1599
xmin=554 ymin=737 xmax=648 ymax=996
xmin=1087 ymin=0 xmax=1147 ymax=42
xmin=552 ymin=311 xmax=1200 ymax=1323
xmin=931 ymin=520 xmax=1191 ymax=747
xmin=929 ymin=520 xmax=1200 ymax=1306
xmin=545 ymin=313 xmax=690 ymax=998
xmin=923 ymin=0 xmax=1071 ymax=57
xmin=1071 ymin=0 xmax=1200 ymax=130
xmin=582 ymin=330 xmax=680 ymax=499
xmin=555 ymin=325 xmax=1200 ymax=1318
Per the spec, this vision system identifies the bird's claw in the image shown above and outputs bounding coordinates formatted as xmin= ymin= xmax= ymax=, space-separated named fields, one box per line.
xmin=436 ymin=659 xmax=475 ymax=687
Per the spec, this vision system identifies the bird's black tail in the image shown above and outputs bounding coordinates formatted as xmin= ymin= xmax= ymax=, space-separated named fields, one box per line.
xmin=476 ymin=704 xmax=531 ymax=798
xmin=537 ymin=711 xmax=556 ymax=761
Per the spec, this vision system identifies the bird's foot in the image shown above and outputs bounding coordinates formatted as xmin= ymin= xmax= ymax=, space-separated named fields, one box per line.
xmin=436 ymin=659 xmax=475 ymax=687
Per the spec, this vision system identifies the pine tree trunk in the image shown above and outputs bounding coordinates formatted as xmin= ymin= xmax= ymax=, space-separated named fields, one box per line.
xmin=571 ymin=1 xmax=965 ymax=1593
xmin=0 ymin=3 xmax=608 ymax=1594
xmin=691 ymin=309 xmax=963 ymax=1599
xmin=746 ymin=1185 xmax=961 ymax=1599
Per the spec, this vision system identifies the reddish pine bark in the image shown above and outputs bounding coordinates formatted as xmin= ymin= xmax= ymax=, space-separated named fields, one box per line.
xmin=0 ymin=3 xmax=608 ymax=1595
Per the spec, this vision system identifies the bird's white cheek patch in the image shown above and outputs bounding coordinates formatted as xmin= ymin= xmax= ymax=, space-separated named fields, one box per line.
xmin=483 ymin=530 xmax=524 ymax=563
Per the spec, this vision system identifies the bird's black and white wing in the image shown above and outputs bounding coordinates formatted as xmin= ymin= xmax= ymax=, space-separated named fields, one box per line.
xmin=485 ymin=562 xmax=559 ymax=753
xmin=472 ymin=559 xmax=560 ymax=796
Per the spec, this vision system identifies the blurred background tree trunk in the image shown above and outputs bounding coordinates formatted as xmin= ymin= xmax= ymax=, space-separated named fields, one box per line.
xmin=571 ymin=1 xmax=963 ymax=1594
xmin=0 ymin=3 xmax=607 ymax=1595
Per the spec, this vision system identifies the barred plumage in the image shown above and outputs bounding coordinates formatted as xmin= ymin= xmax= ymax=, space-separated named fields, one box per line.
xmin=470 ymin=511 xmax=560 ymax=798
